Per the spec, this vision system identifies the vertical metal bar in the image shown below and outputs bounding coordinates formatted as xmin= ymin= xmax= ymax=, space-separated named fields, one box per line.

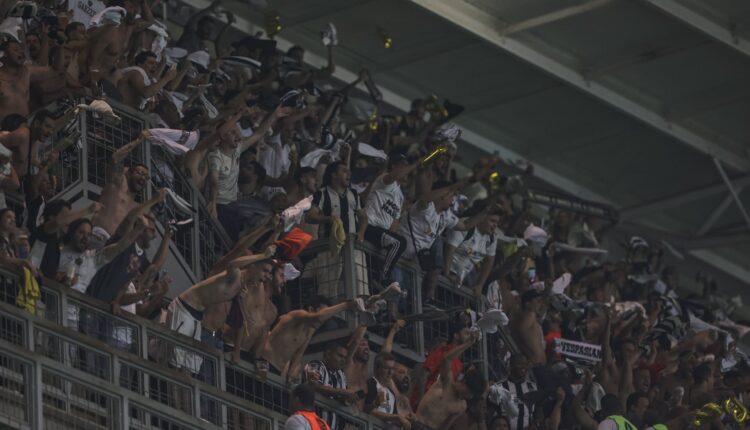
xmin=191 ymin=189 xmax=202 ymax=279
xmin=121 ymin=396 xmax=129 ymax=430
xmin=79 ymin=111 xmax=89 ymax=200
xmin=33 ymin=360 xmax=43 ymax=429
xmin=193 ymin=383 xmax=201 ymax=419
xmin=342 ymin=236 xmax=357 ymax=327
xmin=413 ymin=264 xmax=424 ymax=357
xmin=713 ymin=158 xmax=750 ymax=230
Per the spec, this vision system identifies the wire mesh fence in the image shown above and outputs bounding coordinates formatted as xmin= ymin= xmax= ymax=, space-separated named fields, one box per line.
xmin=41 ymin=369 xmax=118 ymax=430
xmin=0 ymin=351 xmax=31 ymax=428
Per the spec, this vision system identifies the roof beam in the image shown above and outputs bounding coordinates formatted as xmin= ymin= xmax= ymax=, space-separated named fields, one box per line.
xmin=640 ymin=0 xmax=750 ymax=59
xmin=695 ymin=187 xmax=745 ymax=236
xmin=407 ymin=0 xmax=750 ymax=172
xmin=500 ymin=0 xmax=613 ymax=36
xmin=620 ymin=175 xmax=750 ymax=220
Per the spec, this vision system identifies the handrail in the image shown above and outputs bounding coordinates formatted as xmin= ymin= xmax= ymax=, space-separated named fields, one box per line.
xmin=0 ymin=268 xmax=391 ymax=430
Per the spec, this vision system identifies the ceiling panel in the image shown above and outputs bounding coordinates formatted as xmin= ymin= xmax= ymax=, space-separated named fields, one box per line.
xmin=521 ymin=1 xmax=700 ymax=64
xmin=607 ymin=42 xmax=750 ymax=106
xmin=385 ymin=44 xmax=559 ymax=108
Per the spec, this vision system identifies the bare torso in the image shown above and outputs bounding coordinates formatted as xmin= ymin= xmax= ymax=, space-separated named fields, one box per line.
xmin=231 ymin=283 xmax=278 ymax=357
xmin=345 ymin=361 xmax=369 ymax=409
xmin=0 ymin=66 xmax=30 ymax=120
xmin=184 ymin=148 xmax=211 ymax=191
xmin=262 ymin=311 xmax=315 ymax=374
xmin=92 ymin=174 xmax=137 ymax=235
xmin=118 ymin=69 xmax=148 ymax=109
xmin=416 ymin=382 xmax=466 ymax=430
xmin=181 ymin=268 xmax=245 ymax=312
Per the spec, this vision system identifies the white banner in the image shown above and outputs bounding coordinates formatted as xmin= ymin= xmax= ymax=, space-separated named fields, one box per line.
xmin=554 ymin=338 xmax=602 ymax=362
xmin=69 ymin=0 xmax=106 ymax=28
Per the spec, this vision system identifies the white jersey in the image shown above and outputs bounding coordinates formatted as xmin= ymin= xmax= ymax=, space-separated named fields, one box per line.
xmin=446 ymin=228 xmax=497 ymax=281
xmin=399 ymin=201 xmax=458 ymax=258
xmin=365 ymin=174 xmax=404 ymax=229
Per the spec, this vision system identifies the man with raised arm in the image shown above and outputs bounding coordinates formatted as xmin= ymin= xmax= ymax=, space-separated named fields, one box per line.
xmin=264 ymin=285 xmax=395 ymax=385
xmin=91 ymin=131 xmax=152 ymax=248
xmin=165 ymin=245 xmax=276 ymax=371
xmin=0 ymin=40 xmax=64 ymax=121
xmin=415 ymin=333 xmax=486 ymax=430
xmin=263 ymin=296 xmax=366 ymax=384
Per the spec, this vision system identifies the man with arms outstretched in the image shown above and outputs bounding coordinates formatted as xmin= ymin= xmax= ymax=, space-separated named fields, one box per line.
xmin=415 ymin=334 xmax=485 ymax=430
xmin=166 ymin=245 xmax=276 ymax=372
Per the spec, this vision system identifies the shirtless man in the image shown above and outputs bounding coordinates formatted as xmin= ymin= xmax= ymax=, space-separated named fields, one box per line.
xmin=511 ymin=290 xmax=547 ymax=366
xmin=263 ymin=297 xmax=363 ymax=384
xmin=90 ymin=131 xmax=150 ymax=248
xmin=225 ymin=259 xmax=280 ymax=364
xmin=0 ymin=110 xmax=53 ymax=180
xmin=344 ymin=326 xmax=371 ymax=408
xmin=118 ymin=51 xmax=178 ymax=110
xmin=0 ymin=40 xmax=64 ymax=121
xmin=84 ymin=2 xmax=153 ymax=86
xmin=264 ymin=282 xmax=399 ymax=385
xmin=381 ymin=320 xmax=416 ymax=421
xmin=415 ymin=334 xmax=485 ymax=430
xmin=166 ymin=245 xmax=276 ymax=371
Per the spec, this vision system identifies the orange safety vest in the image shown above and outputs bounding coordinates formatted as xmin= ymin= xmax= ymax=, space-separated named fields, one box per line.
xmin=295 ymin=410 xmax=331 ymax=430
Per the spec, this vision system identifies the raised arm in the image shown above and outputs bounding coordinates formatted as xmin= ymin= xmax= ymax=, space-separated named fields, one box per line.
xmin=101 ymin=215 xmax=148 ymax=262
xmin=214 ymin=11 xmax=235 ymax=57
xmin=472 ymin=255 xmax=495 ymax=297
xmin=439 ymin=334 xmax=477 ymax=386
xmin=572 ymin=373 xmax=598 ymax=430
xmin=301 ymin=300 xmax=356 ymax=325
xmin=184 ymin=0 xmax=220 ymax=31
xmin=114 ymin=188 xmax=168 ymax=238
xmin=210 ymin=218 xmax=275 ymax=275
xmin=109 ymin=131 xmax=148 ymax=184
xmin=346 ymin=325 xmax=368 ymax=362
xmin=240 ymin=106 xmax=289 ymax=152
xmin=226 ymin=245 xmax=277 ymax=273
xmin=381 ymin=320 xmax=405 ymax=354
xmin=125 ymin=64 xmax=178 ymax=99
xmin=43 ymin=202 xmax=101 ymax=234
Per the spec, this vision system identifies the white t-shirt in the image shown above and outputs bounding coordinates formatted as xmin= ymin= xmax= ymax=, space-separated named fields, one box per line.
xmin=208 ymin=147 xmax=241 ymax=205
xmin=58 ymin=248 xmax=108 ymax=325
xmin=365 ymin=174 xmax=404 ymax=229
xmin=112 ymin=282 xmax=140 ymax=345
xmin=368 ymin=377 xmax=396 ymax=415
xmin=285 ymin=414 xmax=312 ymax=430
xmin=398 ymin=202 xmax=458 ymax=258
xmin=446 ymin=228 xmax=497 ymax=282
xmin=597 ymin=419 xmax=618 ymax=430
xmin=259 ymin=133 xmax=291 ymax=199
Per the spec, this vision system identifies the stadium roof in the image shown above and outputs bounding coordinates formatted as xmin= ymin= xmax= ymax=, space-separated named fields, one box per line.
xmin=173 ymin=0 xmax=750 ymax=300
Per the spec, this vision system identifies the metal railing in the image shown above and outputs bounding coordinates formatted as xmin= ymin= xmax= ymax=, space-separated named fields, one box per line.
xmin=0 ymin=271 xmax=391 ymax=430
xmin=76 ymin=98 xmax=232 ymax=282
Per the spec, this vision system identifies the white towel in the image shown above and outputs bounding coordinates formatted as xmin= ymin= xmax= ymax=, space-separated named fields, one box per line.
xmin=146 ymin=128 xmax=200 ymax=154
xmin=89 ymin=6 xmax=126 ymax=27
xmin=148 ymin=21 xmax=170 ymax=58
xmin=357 ymin=142 xmax=387 ymax=160
xmin=188 ymin=50 xmax=210 ymax=69
xmin=281 ymin=195 xmax=313 ymax=232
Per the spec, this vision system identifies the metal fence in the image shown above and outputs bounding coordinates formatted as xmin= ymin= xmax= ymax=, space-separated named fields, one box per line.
xmin=0 ymin=275 xmax=392 ymax=430
xmin=77 ymin=98 xmax=231 ymax=281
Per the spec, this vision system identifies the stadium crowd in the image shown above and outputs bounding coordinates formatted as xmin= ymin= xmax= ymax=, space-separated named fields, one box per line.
xmin=0 ymin=1 xmax=749 ymax=430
